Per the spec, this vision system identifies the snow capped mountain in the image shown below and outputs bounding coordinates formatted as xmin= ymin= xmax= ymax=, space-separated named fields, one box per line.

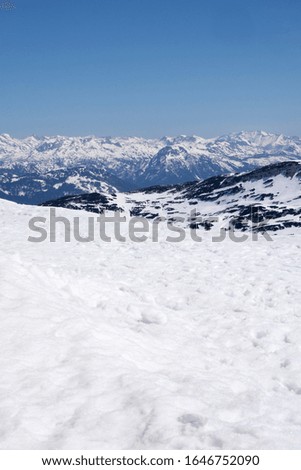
xmin=0 ymin=131 xmax=301 ymax=204
xmin=1 ymin=143 xmax=301 ymax=449
xmin=41 ymin=161 xmax=301 ymax=233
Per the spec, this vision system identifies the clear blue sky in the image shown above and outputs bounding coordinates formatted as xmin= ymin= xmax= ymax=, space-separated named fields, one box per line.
xmin=0 ymin=0 xmax=300 ymax=138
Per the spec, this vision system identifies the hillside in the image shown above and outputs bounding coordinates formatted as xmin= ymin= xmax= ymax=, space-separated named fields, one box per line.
xmin=1 ymin=131 xmax=301 ymax=204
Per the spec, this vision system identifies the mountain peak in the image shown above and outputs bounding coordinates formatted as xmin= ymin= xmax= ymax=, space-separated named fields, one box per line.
xmin=1 ymin=131 xmax=301 ymax=204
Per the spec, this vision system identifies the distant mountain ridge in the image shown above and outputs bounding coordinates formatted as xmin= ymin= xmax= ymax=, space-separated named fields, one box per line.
xmin=1 ymin=131 xmax=301 ymax=204
xmin=41 ymin=161 xmax=301 ymax=233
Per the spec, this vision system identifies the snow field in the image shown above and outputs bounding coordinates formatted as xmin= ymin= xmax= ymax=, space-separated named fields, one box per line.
xmin=0 ymin=200 xmax=301 ymax=449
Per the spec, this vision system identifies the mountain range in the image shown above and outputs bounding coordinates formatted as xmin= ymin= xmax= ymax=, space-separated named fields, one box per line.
xmin=1 ymin=130 xmax=301 ymax=204
xmin=41 ymin=161 xmax=301 ymax=233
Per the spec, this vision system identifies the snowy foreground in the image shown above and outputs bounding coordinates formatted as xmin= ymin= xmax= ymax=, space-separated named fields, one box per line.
xmin=1 ymin=199 xmax=301 ymax=450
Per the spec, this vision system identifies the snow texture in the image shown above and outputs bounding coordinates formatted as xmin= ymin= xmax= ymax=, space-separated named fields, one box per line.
xmin=1 ymin=199 xmax=301 ymax=449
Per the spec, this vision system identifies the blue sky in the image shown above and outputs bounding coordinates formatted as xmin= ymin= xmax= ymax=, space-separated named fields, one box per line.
xmin=0 ymin=0 xmax=300 ymax=137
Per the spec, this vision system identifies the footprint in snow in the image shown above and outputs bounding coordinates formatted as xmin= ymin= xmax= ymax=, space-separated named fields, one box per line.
xmin=140 ymin=311 xmax=167 ymax=325
xmin=178 ymin=413 xmax=207 ymax=429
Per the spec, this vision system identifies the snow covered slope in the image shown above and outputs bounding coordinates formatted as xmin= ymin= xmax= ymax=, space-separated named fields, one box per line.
xmin=42 ymin=161 xmax=301 ymax=232
xmin=1 ymin=131 xmax=301 ymax=204
xmin=1 ymin=199 xmax=301 ymax=449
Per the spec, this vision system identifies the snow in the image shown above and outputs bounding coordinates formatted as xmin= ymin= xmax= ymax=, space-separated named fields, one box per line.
xmin=1 ymin=131 xmax=301 ymax=203
xmin=1 ymin=131 xmax=301 ymax=168
xmin=1 ymin=199 xmax=301 ymax=449
xmin=117 ymin=164 xmax=301 ymax=232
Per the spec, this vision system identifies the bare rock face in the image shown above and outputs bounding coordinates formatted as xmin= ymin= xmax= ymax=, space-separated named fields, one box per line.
xmin=41 ymin=161 xmax=301 ymax=233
